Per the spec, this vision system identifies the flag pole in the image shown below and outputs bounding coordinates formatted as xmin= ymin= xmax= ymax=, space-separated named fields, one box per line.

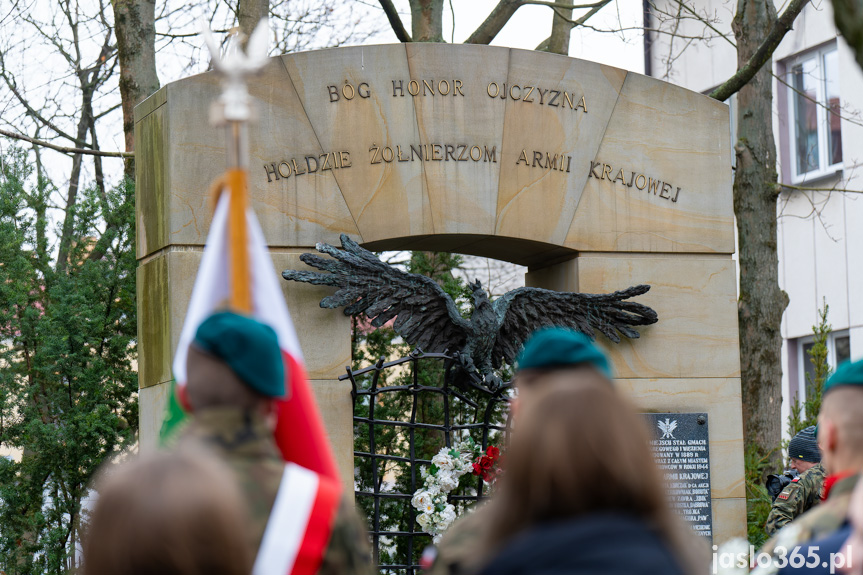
xmin=199 ymin=23 xmax=340 ymax=484
xmin=204 ymin=23 xmax=269 ymax=314
xmin=225 ymin=120 xmax=251 ymax=313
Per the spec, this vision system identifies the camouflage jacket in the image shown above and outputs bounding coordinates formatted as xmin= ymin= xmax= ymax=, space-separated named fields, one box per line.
xmin=753 ymin=473 xmax=860 ymax=575
xmin=426 ymin=503 xmax=495 ymax=575
xmin=179 ymin=407 xmax=374 ymax=575
xmin=764 ymin=463 xmax=826 ymax=535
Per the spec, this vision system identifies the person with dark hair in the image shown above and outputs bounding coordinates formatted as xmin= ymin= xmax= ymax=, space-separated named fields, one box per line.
xmin=765 ymin=426 xmax=825 ymax=535
xmin=427 ymin=328 xmax=706 ymax=575
xmin=477 ymin=383 xmax=704 ymax=575
xmin=177 ymin=311 xmax=373 ymax=575
xmin=83 ymin=450 xmax=252 ymax=575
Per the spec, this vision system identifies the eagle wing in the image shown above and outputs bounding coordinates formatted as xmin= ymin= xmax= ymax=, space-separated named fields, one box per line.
xmin=490 ymin=284 xmax=658 ymax=367
xmin=282 ymin=234 xmax=470 ymax=353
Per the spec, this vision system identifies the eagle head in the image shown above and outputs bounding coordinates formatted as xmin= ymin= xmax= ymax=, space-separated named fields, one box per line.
xmin=469 ymin=279 xmax=491 ymax=309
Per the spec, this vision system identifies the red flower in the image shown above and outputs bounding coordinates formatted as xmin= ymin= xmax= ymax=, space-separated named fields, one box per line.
xmin=471 ymin=444 xmax=501 ymax=482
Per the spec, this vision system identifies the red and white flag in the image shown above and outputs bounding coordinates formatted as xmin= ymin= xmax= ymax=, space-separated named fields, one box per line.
xmin=166 ymin=190 xmax=341 ymax=575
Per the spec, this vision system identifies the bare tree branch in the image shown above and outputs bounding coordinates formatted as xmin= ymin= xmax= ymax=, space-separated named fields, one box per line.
xmin=526 ymin=0 xmax=611 ymax=24
xmin=378 ymin=0 xmax=412 ymax=42
xmin=534 ymin=0 xmax=611 ymax=50
xmin=772 ymin=70 xmax=863 ymax=129
xmin=0 ymin=128 xmax=132 ymax=158
xmin=155 ymin=29 xmax=229 ymax=38
xmin=668 ymin=0 xmax=735 ymax=48
xmin=779 ymin=182 xmax=863 ymax=194
xmin=548 ymin=1 xmax=574 ymax=53
xmin=709 ymin=0 xmax=810 ymax=101
xmin=0 ymin=60 xmax=92 ymax=147
xmin=465 ymin=0 xmax=525 ymax=44
xmin=525 ymin=0 xmax=609 ymax=8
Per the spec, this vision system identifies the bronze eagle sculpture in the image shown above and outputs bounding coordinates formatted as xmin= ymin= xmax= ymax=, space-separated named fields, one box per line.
xmin=282 ymin=235 xmax=658 ymax=381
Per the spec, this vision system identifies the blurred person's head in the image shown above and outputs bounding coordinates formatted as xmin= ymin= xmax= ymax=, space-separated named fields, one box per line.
xmin=487 ymin=383 xmax=705 ymax=573
xmin=818 ymin=360 xmax=863 ymax=475
xmin=513 ymin=328 xmax=613 ymax=408
xmin=840 ymin=477 xmax=863 ymax=574
xmin=186 ymin=311 xmax=286 ymax=421
xmin=84 ymin=450 xmax=253 ymax=575
xmin=788 ymin=426 xmax=821 ymax=473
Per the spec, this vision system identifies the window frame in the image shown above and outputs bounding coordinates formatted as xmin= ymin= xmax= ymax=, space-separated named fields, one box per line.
xmin=795 ymin=330 xmax=850 ymax=402
xmin=785 ymin=44 xmax=843 ymax=183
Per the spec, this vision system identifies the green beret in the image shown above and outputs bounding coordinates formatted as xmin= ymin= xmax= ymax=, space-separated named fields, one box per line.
xmin=193 ymin=311 xmax=285 ymax=397
xmin=824 ymin=358 xmax=863 ymax=395
xmin=517 ymin=327 xmax=611 ymax=377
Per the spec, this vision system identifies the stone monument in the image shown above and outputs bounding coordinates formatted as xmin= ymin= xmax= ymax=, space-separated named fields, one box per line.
xmin=135 ymin=43 xmax=744 ymax=540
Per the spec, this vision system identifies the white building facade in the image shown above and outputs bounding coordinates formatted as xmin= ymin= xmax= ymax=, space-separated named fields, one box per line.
xmin=645 ymin=0 xmax=863 ymax=438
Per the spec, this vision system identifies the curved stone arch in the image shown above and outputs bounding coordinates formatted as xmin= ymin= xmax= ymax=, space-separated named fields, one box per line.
xmin=135 ymin=44 xmax=744 ymax=541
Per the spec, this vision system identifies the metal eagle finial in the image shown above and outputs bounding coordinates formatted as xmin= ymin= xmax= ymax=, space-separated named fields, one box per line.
xmin=202 ymin=19 xmax=269 ymax=126
xmin=282 ymin=235 xmax=659 ymax=384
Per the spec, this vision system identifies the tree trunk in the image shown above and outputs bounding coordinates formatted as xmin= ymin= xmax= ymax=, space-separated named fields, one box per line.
xmin=56 ymin=125 xmax=88 ymax=273
xmin=832 ymin=0 xmax=863 ymax=68
xmin=238 ymin=0 xmax=269 ymax=49
xmin=731 ymin=0 xmax=788 ymax=471
xmin=408 ymin=0 xmax=444 ymax=42
xmin=112 ymin=0 xmax=159 ymax=178
xmin=548 ymin=3 xmax=573 ymax=55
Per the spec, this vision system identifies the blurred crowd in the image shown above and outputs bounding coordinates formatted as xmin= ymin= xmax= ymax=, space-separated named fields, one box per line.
xmin=80 ymin=313 xmax=863 ymax=575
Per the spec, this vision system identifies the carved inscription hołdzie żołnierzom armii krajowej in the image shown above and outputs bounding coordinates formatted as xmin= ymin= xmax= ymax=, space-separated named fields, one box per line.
xmin=261 ymin=78 xmax=684 ymax=205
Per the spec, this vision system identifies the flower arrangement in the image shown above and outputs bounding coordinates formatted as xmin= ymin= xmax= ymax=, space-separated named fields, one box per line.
xmin=411 ymin=439 xmax=501 ymax=542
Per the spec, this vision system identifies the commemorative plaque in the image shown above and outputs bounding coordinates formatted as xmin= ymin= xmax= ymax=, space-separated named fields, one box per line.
xmin=645 ymin=412 xmax=713 ymax=540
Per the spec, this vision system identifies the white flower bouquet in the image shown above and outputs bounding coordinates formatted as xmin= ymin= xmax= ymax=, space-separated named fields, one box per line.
xmin=410 ymin=439 xmax=481 ymax=542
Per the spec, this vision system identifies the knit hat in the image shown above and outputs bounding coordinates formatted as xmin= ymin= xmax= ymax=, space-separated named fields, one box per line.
xmin=788 ymin=426 xmax=821 ymax=463
xmin=193 ymin=311 xmax=286 ymax=397
xmin=824 ymin=358 xmax=863 ymax=395
xmin=517 ymin=327 xmax=611 ymax=377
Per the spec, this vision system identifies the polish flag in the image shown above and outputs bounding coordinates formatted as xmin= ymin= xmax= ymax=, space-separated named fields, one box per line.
xmin=161 ymin=181 xmax=341 ymax=575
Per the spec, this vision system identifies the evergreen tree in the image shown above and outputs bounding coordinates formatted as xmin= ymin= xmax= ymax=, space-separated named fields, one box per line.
xmin=743 ymin=301 xmax=834 ymax=545
xmin=785 ymin=301 xmax=831 ymax=455
xmin=0 ymin=148 xmax=137 ymax=573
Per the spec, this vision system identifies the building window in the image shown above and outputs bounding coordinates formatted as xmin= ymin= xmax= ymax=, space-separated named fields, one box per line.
xmin=787 ymin=45 xmax=842 ymax=181
xmin=796 ymin=331 xmax=850 ymax=400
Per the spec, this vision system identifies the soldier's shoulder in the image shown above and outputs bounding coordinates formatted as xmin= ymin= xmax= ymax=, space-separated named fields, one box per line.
xmin=331 ymin=496 xmax=373 ymax=544
xmin=430 ymin=503 xmax=495 ymax=575
xmin=802 ymin=463 xmax=826 ymax=482
xmin=438 ymin=501 xmax=494 ymax=549
xmin=756 ymin=521 xmax=805 ymax=574
xmin=176 ymin=419 xmax=210 ymax=446
xmin=797 ymin=465 xmax=826 ymax=493
xmin=783 ymin=491 xmax=850 ymax=540
xmin=319 ymin=496 xmax=375 ymax=575
xmin=775 ymin=481 xmax=802 ymax=502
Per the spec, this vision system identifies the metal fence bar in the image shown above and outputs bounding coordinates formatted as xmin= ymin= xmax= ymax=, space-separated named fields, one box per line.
xmin=370 ymin=356 xmax=386 ymax=566
xmin=350 ymin=350 xmax=511 ymax=573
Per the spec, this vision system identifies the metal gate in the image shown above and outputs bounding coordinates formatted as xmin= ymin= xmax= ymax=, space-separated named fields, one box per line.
xmin=342 ymin=349 xmax=512 ymax=574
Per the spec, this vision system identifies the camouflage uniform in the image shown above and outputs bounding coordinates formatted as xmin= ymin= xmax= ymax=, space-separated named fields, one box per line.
xmin=753 ymin=473 xmax=860 ymax=575
xmin=179 ymin=407 xmax=374 ymax=575
xmin=426 ymin=503 xmax=495 ymax=575
xmin=764 ymin=463 xmax=826 ymax=535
